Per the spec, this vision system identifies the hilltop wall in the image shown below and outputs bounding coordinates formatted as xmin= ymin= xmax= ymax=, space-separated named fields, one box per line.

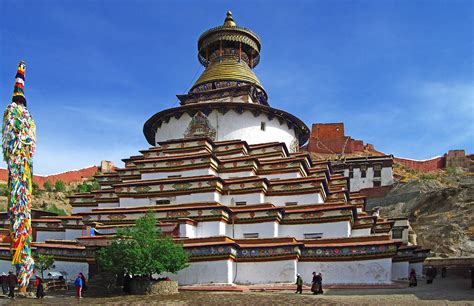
xmin=0 ymin=166 xmax=99 ymax=188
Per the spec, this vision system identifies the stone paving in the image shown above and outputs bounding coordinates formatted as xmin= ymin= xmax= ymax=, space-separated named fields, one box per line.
xmin=1 ymin=278 xmax=473 ymax=305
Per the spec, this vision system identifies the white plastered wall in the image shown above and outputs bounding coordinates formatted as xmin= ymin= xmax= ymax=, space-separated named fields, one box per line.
xmin=98 ymin=202 xmax=119 ymax=209
xmin=164 ymin=259 xmax=233 ymax=285
xmin=222 ymin=193 xmax=264 ymax=206
xmin=266 ymin=193 xmax=324 ymax=206
xmin=141 ymin=168 xmax=217 ymax=180
xmin=65 ymin=229 xmax=85 ymax=240
xmin=392 ymin=261 xmax=409 ymax=280
xmin=351 ymin=228 xmax=372 ymax=237
xmin=72 ymin=206 xmax=97 ymax=214
xmin=219 ymin=171 xmax=255 ymax=179
xmin=179 ymin=223 xmax=196 ymax=238
xmin=35 ymin=230 xmax=65 ymax=242
xmin=260 ymin=172 xmax=302 ymax=180
xmin=196 ymin=221 xmax=227 ymax=237
xmin=234 ymin=259 xmax=297 ymax=284
xmin=231 ymin=222 xmax=278 ymax=238
xmin=280 ymin=221 xmax=351 ymax=239
xmin=154 ymin=110 xmax=299 ymax=152
xmin=119 ymin=192 xmax=221 ymax=208
xmin=298 ymin=257 xmax=392 ymax=284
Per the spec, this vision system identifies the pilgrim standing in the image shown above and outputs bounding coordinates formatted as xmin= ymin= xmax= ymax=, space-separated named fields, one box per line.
xmin=311 ymin=272 xmax=318 ymax=294
xmin=74 ymin=274 xmax=83 ymax=298
xmin=316 ymin=273 xmax=323 ymax=294
xmin=7 ymin=271 xmax=17 ymax=298
xmin=0 ymin=272 xmax=7 ymax=294
xmin=79 ymin=273 xmax=87 ymax=294
xmin=35 ymin=276 xmax=44 ymax=298
xmin=295 ymin=274 xmax=303 ymax=294
xmin=409 ymin=269 xmax=417 ymax=287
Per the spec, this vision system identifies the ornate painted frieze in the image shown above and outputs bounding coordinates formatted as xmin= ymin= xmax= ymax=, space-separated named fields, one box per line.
xmin=183 ymin=112 xmax=217 ymax=140
xmin=301 ymin=243 xmax=397 ymax=260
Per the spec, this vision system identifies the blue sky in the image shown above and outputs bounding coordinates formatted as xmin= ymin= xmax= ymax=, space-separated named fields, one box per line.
xmin=0 ymin=0 xmax=472 ymax=174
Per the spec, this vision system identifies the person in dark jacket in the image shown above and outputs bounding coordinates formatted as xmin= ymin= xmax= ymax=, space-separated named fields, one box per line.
xmin=311 ymin=272 xmax=318 ymax=294
xmin=7 ymin=271 xmax=17 ymax=298
xmin=409 ymin=269 xmax=417 ymax=287
xmin=316 ymin=273 xmax=323 ymax=294
xmin=35 ymin=276 xmax=44 ymax=298
xmin=295 ymin=274 xmax=303 ymax=294
xmin=426 ymin=267 xmax=434 ymax=284
xmin=0 ymin=273 xmax=7 ymax=295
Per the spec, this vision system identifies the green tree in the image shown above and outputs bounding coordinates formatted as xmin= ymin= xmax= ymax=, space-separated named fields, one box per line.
xmin=97 ymin=211 xmax=188 ymax=279
xmin=35 ymin=254 xmax=55 ymax=279
xmin=54 ymin=180 xmax=66 ymax=192
xmin=43 ymin=181 xmax=53 ymax=192
xmin=32 ymin=182 xmax=40 ymax=196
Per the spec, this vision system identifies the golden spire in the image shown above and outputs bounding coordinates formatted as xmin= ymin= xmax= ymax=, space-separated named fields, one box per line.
xmin=223 ymin=11 xmax=236 ymax=27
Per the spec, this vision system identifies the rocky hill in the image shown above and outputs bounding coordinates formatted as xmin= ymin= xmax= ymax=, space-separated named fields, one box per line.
xmin=367 ymin=170 xmax=474 ymax=257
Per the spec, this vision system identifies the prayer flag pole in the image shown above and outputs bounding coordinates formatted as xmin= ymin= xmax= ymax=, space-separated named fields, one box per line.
xmin=2 ymin=60 xmax=36 ymax=292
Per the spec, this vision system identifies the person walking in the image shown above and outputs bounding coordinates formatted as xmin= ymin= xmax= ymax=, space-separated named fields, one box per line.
xmin=426 ymin=267 xmax=434 ymax=284
xmin=74 ymin=274 xmax=83 ymax=298
xmin=35 ymin=276 xmax=45 ymax=298
xmin=316 ymin=273 xmax=323 ymax=294
xmin=7 ymin=271 xmax=17 ymax=299
xmin=311 ymin=272 xmax=318 ymax=294
xmin=295 ymin=274 xmax=303 ymax=294
xmin=0 ymin=272 xmax=7 ymax=295
xmin=409 ymin=269 xmax=417 ymax=287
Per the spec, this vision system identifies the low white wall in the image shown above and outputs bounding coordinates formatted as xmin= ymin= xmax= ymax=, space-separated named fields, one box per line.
xmin=267 ymin=193 xmax=323 ymax=206
xmin=141 ymin=168 xmax=217 ymax=180
xmin=222 ymin=193 xmax=264 ymax=206
xmin=196 ymin=221 xmax=226 ymax=237
xmin=260 ymin=172 xmax=302 ymax=180
xmin=65 ymin=229 xmax=85 ymax=240
xmin=0 ymin=260 xmax=13 ymax=274
xmin=98 ymin=202 xmax=119 ymax=209
xmin=35 ymin=230 xmax=65 ymax=242
xmin=119 ymin=192 xmax=221 ymax=208
xmin=409 ymin=262 xmax=423 ymax=277
xmin=232 ymin=222 xmax=278 ymax=238
xmin=165 ymin=260 xmax=233 ymax=285
xmin=280 ymin=221 xmax=351 ymax=239
xmin=298 ymin=257 xmax=392 ymax=284
xmin=234 ymin=259 xmax=297 ymax=284
xmin=351 ymin=228 xmax=372 ymax=237
xmin=392 ymin=261 xmax=409 ymax=280
xmin=219 ymin=171 xmax=255 ymax=179
xmin=179 ymin=223 xmax=196 ymax=238
xmin=72 ymin=206 xmax=96 ymax=214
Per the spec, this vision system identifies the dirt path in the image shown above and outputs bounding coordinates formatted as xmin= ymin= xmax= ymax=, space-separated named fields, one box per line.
xmin=2 ymin=278 xmax=473 ymax=305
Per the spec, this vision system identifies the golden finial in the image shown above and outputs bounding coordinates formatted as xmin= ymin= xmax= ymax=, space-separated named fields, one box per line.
xmin=224 ymin=11 xmax=236 ymax=27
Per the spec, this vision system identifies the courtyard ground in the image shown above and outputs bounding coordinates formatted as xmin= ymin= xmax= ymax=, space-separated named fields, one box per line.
xmin=1 ymin=277 xmax=473 ymax=305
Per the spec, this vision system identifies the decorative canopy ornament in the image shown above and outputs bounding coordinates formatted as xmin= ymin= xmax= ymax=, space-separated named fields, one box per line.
xmin=190 ymin=11 xmax=268 ymax=104
xmin=2 ymin=60 xmax=36 ymax=289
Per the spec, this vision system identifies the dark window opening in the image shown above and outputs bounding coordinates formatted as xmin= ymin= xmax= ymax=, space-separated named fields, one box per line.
xmin=361 ymin=170 xmax=366 ymax=178
xmin=261 ymin=122 xmax=266 ymax=131
xmin=373 ymin=180 xmax=381 ymax=187
xmin=392 ymin=229 xmax=403 ymax=239
xmin=235 ymin=201 xmax=247 ymax=206
xmin=156 ymin=199 xmax=171 ymax=205
xmin=243 ymin=233 xmax=259 ymax=238
xmin=304 ymin=233 xmax=323 ymax=239
xmin=285 ymin=202 xmax=298 ymax=206
xmin=168 ymin=175 xmax=182 ymax=178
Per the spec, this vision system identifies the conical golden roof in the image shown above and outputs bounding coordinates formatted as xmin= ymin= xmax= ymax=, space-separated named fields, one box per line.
xmin=192 ymin=56 xmax=263 ymax=90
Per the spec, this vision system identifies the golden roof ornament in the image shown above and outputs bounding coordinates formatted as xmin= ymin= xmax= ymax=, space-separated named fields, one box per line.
xmin=224 ymin=11 xmax=236 ymax=27
xmin=189 ymin=11 xmax=267 ymax=104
